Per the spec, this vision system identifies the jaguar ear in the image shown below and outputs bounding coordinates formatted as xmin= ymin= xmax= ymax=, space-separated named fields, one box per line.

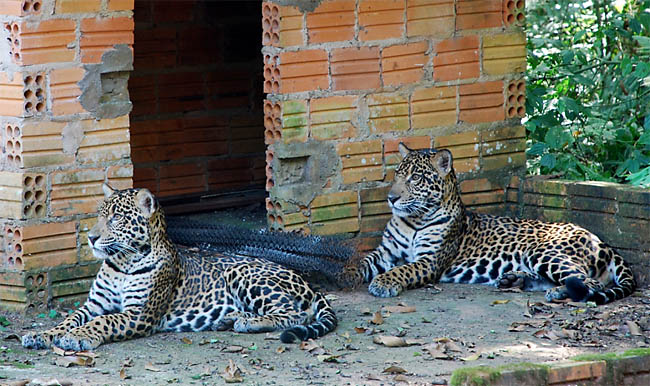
xmin=135 ymin=189 xmax=157 ymax=218
xmin=398 ymin=142 xmax=411 ymax=158
xmin=432 ymin=149 xmax=453 ymax=177
xmin=102 ymin=183 xmax=115 ymax=198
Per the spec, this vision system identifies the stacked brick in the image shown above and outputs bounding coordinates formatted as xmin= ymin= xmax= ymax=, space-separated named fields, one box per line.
xmin=262 ymin=0 xmax=527 ymax=242
xmin=129 ymin=0 xmax=265 ymax=198
xmin=0 ymin=1 xmax=135 ymax=312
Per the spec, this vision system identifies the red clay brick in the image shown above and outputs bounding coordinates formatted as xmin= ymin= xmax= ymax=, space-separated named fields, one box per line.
xmin=359 ymin=0 xmax=405 ymax=41
xmin=434 ymin=36 xmax=479 ymax=81
xmin=483 ymin=32 xmax=527 ymax=75
xmin=108 ymin=0 xmax=134 ymax=11
xmin=50 ymin=68 xmax=84 ymax=116
xmin=278 ymin=4 xmax=303 ymax=47
xmin=307 ymin=0 xmax=355 ymax=43
xmin=12 ymin=19 xmax=76 ymax=65
xmin=456 ymin=0 xmax=503 ymax=30
xmin=55 ymin=0 xmax=100 ymax=13
xmin=406 ymin=0 xmax=454 ymax=37
xmin=0 ymin=0 xmax=24 ymax=15
xmin=505 ymin=79 xmax=526 ymax=118
xmin=331 ymin=46 xmax=381 ymax=91
xmin=0 ymin=71 xmax=25 ymax=116
xmin=385 ymin=136 xmax=431 ymax=165
xmin=459 ymin=81 xmax=505 ymax=123
xmin=382 ymin=41 xmax=428 ymax=86
xmin=411 ymin=86 xmax=457 ymax=128
xmin=503 ymin=0 xmax=526 ymax=27
xmin=80 ymin=17 xmax=134 ymax=63
xmin=279 ymin=50 xmax=329 ymax=93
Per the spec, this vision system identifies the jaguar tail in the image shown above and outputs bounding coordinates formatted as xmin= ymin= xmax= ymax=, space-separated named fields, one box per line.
xmin=280 ymin=293 xmax=337 ymax=343
xmin=566 ymin=253 xmax=636 ymax=305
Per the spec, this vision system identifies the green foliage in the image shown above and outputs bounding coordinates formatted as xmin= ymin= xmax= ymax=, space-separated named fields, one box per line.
xmin=526 ymin=0 xmax=650 ymax=186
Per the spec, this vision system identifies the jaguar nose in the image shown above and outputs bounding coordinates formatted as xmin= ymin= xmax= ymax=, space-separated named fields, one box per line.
xmin=387 ymin=192 xmax=399 ymax=205
xmin=88 ymin=234 xmax=99 ymax=246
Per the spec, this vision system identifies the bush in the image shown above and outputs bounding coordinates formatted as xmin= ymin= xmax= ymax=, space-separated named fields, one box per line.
xmin=525 ymin=0 xmax=650 ymax=186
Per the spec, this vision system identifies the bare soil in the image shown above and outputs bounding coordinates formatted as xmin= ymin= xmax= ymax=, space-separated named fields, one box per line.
xmin=1 ymin=283 xmax=649 ymax=386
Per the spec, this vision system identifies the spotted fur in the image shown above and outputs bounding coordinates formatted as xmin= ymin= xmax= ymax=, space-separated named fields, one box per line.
xmin=22 ymin=185 xmax=336 ymax=351
xmin=344 ymin=143 xmax=636 ymax=304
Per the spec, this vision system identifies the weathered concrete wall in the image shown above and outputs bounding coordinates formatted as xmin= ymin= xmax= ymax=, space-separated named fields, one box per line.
xmin=0 ymin=0 xmax=135 ymax=312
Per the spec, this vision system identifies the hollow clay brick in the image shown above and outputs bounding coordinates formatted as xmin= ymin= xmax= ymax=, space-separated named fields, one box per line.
xmin=434 ymin=36 xmax=479 ymax=81
xmin=262 ymin=2 xmax=281 ymax=47
xmin=359 ymin=0 xmax=405 ymax=41
xmin=382 ymin=41 xmax=428 ymax=86
xmin=7 ymin=20 xmax=75 ymax=65
xmin=0 ymin=0 xmax=43 ymax=16
xmin=50 ymin=68 xmax=85 ymax=116
xmin=456 ymin=0 xmax=503 ymax=30
xmin=331 ymin=46 xmax=381 ymax=91
xmin=311 ymin=217 xmax=359 ymax=235
xmin=108 ymin=0 xmax=134 ymax=11
xmin=337 ymin=140 xmax=384 ymax=184
xmin=306 ymin=0 xmax=355 ymax=43
xmin=411 ymin=86 xmax=457 ymax=128
xmin=505 ymin=79 xmax=526 ymax=118
xmin=503 ymin=0 xmax=526 ymax=27
xmin=385 ymin=136 xmax=431 ymax=166
xmin=406 ymin=0 xmax=454 ymax=38
xmin=281 ymin=100 xmax=308 ymax=143
xmin=279 ymin=50 xmax=328 ymax=93
xmin=483 ymin=32 xmax=527 ymax=75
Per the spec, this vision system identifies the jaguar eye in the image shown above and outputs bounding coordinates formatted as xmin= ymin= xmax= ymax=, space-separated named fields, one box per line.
xmin=111 ymin=213 xmax=122 ymax=222
xmin=409 ymin=174 xmax=422 ymax=183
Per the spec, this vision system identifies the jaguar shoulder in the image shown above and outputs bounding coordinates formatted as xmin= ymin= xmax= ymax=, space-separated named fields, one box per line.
xmin=346 ymin=143 xmax=636 ymax=305
xmin=22 ymin=184 xmax=336 ymax=351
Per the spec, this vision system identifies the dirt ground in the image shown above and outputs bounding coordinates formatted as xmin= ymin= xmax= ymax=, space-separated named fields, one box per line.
xmin=1 ymin=282 xmax=649 ymax=386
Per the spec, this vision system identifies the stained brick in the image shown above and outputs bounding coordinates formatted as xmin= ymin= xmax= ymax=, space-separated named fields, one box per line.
xmin=108 ymin=0 xmax=134 ymax=11
xmin=307 ymin=0 xmax=355 ymax=43
xmin=406 ymin=0 xmax=454 ymax=38
xmin=434 ymin=131 xmax=480 ymax=174
xmin=76 ymin=116 xmax=131 ymax=164
xmin=311 ymin=218 xmax=359 ymax=235
xmin=0 ymin=171 xmax=46 ymax=219
xmin=411 ymin=86 xmax=456 ymax=129
xmin=368 ymin=93 xmax=409 ymax=133
xmin=80 ymin=17 xmax=135 ymax=63
xmin=51 ymin=168 xmax=105 ymax=216
xmin=310 ymin=95 xmax=357 ymax=140
xmin=434 ymin=36 xmax=480 ymax=81
xmin=13 ymin=120 xmax=73 ymax=168
xmin=483 ymin=32 xmax=527 ymax=75
xmin=456 ymin=0 xmax=503 ymax=30
xmin=385 ymin=136 xmax=431 ymax=170
xmin=382 ymin=41 xmax=428 ymax=86
xmin=331 ymin=46 xmax=381 ymax=91
xmin=337 ymin=140 xmax=384 ymax=184
xmin=282 ymin=100 xmax=308 ymax=143
xmin=459 ymin=81 xmax=505 ymax=123
xmin=279 ymin=50 xmax=329 ymax=93
xmin=359 ymin=0 xmax=405 ymax=41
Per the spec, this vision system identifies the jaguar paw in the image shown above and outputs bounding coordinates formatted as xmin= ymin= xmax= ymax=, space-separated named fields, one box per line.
xmin=21 ymin=332 xmax=53 ymax=350
xmin=368 ymin=276 xmax=403 ymax=298
xmin=53 ymin=333 xmax=99 ymax=352
xmin=496 ymin=271 xmax=527 ymax=289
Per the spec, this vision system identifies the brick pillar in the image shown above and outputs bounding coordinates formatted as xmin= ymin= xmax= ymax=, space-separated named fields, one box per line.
xmin=262 ymin=0 xmax=527 ymax=243
xmin=0 ymin=0 xmax=134 ymax=312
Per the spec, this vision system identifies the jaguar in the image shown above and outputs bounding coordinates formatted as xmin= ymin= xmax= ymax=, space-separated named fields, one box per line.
xmin=22 ymin=184 xmax=336 ymax=351
xmin=344 ymin=143 xmax=636 ymax=304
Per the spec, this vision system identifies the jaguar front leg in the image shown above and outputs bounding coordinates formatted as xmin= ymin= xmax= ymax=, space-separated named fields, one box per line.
xmin=22 ymin=305 xmax=98 ymax=350
xmin=53 ymin=309 xmax=156 ymax=351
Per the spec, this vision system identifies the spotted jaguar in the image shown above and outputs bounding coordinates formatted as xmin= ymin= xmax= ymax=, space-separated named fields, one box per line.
xmin=344 ymin=143 xmax=636 ymax=304
xmin=22 ymin=185 xmax=336 ymax=351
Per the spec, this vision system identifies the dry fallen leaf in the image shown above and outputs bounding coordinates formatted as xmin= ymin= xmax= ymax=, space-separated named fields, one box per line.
xmin=145 ymin=362 xmax=162 ymax=372
xmin=55 ymin=355 xmax=94 ymax=368
xmin=223 ymin=359 xmax=244 ymax=383
xmin=371 ymin=311 xmax=384 ymax=325
xmin=372 ymin=335 xmax=421 ymax=347
xmin=121 ymin=357 xmax=134 ymax=367
xmin=316 ymin=354 xmax=340 ymax=362
xmin=361 ymin=308 xmax=372 ymax=315
xmin=354 ymin=326 xmax=367 ymax=334
xmin=394 ymin=374 xmax=409 ymax=383
xmin=222 ymin=345 xmax=244 ymax=353
xmin=461 ymin=353 xmax=482 ymax=361
xmin=425 ymin=344 xmax=451 ymax=360
xmin=119 ymin=367 xmax=130 ymax=380
xmin=492 ymin=299 xmax=510 ymax=305
xmin=181 ymin=337 xmax=192 ymax=345
xmin=382 ymin=365 xmax=407 ymax=374
xmin=276 ymin=346 xmax=286 ymax=354
xmin=383 ymin=305 xmax=416 ymax=314
xmin=627 ymin=321 xmax=643 ymax=336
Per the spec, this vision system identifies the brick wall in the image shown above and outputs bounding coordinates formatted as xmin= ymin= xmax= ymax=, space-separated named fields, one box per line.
xmin=0 ymin=0 xmax=135 ymax=312
xmin=262 ymin=0 xmax=527 ymax=247
xmin=129 ymin=0 xmax=266 ymax=197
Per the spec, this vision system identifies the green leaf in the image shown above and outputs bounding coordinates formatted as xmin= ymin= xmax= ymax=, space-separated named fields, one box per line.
xmin=561 ymin=50 xmax=574 ymax=64
xmin=527 ymin=142 xmax=548 ymax=156
xmin=48 ymin=309 xmax=57 ymax=319
xmin=0 ymin=316 xmax=10 ymax=327
xmin=545 ymin=127 xmax=574 ymax=150
xmin=540 ymin=154 xmax=557 ymax=170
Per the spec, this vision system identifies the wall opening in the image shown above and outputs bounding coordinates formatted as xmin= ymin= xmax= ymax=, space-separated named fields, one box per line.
xmin=129 ymin=0 xmax=266 ymax=212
